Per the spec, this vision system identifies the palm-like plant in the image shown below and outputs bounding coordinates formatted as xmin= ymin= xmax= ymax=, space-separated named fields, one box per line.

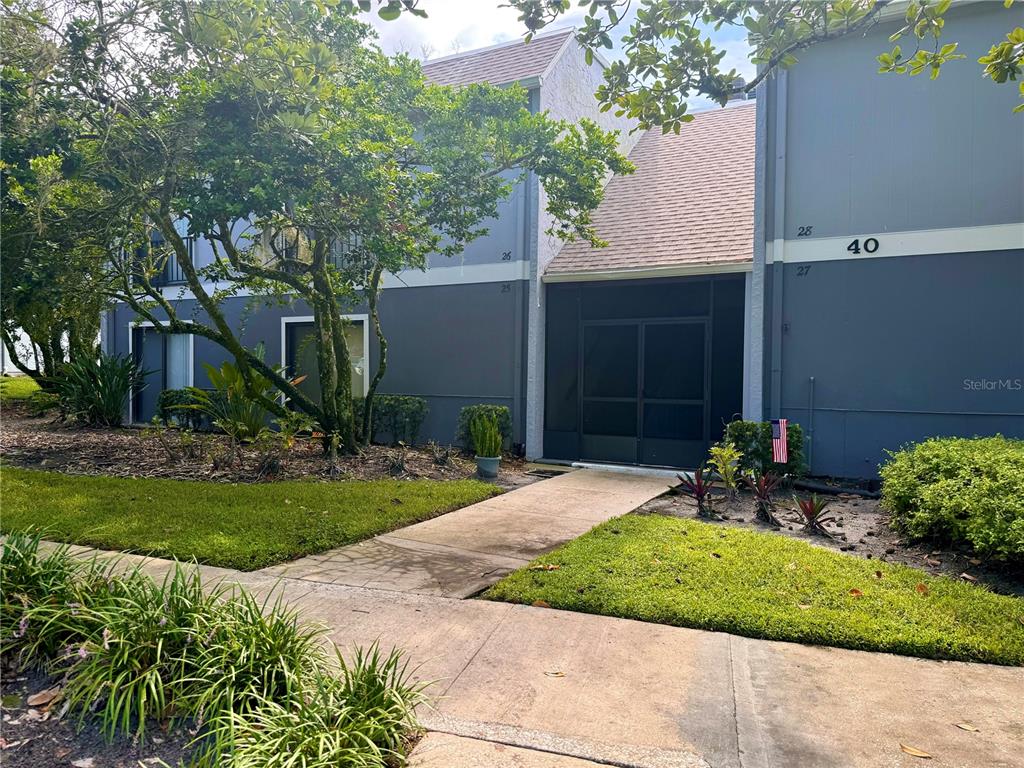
xmin=742 ymin=470 xmax=785 ymax=526
xmin=795 ymin=494 xmax=837 ymax=537
xmin=677 ymin=466 xmax=716 ymax=519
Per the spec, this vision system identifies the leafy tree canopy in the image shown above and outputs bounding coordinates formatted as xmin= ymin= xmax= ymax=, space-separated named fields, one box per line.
xmin=347 ymin=0 xmax=1022 ymax=132
xmin=4 ymin=0 xmax=630 ymax=452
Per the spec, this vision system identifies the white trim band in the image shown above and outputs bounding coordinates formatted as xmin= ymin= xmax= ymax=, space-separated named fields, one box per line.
xmin=156 ymin=261 xmax=532 ymax=300
xmin=766 ymin=223 xmax=1023 ymax=265
xmin=543 ymin=261 xmax=752 ymax=283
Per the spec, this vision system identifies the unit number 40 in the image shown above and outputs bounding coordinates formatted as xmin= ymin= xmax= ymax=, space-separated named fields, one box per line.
xmin=846 ymin=237 xmax=879 ymax=254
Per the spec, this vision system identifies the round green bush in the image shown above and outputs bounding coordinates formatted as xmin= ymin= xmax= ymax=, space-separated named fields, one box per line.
xmin=880 ymin=436 xmax=1024 ymax=562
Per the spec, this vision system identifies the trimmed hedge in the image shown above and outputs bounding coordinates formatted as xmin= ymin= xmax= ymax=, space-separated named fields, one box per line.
xmin=156 ymin=388 xmax=208 ymax=430
xmin=357 ymin=395 xmax=428 ymax=446
xmin=457 ymin=404 xmax=512 ymax=453
xmin=724 ymin=420 xmax=806 ymax=477
xmin=880 ymin=436 xmax=1024 ymax=563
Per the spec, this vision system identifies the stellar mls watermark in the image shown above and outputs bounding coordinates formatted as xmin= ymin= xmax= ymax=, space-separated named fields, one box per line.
xmin=962 ymin=377 xmax=1023 ymax=392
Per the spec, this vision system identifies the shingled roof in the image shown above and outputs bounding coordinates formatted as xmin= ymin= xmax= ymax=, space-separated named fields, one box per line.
xmin=545 ymin=102 xmax=756 ymax=279
xmin=421 ymin=28 xmax=574 ymax=87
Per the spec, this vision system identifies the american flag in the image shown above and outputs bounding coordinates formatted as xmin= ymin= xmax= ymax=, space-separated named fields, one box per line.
xmin=771 ymin=419 xmax=788 ymax=464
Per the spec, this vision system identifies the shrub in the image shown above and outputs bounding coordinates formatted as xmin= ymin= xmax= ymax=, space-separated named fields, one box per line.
xmin=724 ymin=420 xmax=805 ymax=477
xmin=469 ymin=413 xmax=502 ymax=458
xmin=58 ymin=353 xmax=145 ymax=426
xmin=457 ymin=404 xmax=511 ymax=453
xmin=707 ymin=442 xmax=743 ymax=499
xmin=156 ymin=387 xmax=208 ymax=430
xmin=187 ymin=361 xmax=272 ymax=447
xmin=357 ymin=395 xmax=428 ymax=446
xmin=880 ymin=436 xmax=1024 ymax=562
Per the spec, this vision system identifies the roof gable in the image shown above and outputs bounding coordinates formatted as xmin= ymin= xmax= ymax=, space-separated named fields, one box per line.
xmin=421 ymin=28 xmax=574 ymax=87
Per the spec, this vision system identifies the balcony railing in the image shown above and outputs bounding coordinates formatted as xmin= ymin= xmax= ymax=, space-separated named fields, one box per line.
xmin=150 ymin=235 xmax=194 ymax=286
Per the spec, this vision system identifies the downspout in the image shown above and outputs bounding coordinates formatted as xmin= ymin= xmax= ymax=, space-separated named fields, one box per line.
xmin=769 ymin=71 xmax=788 ymax=419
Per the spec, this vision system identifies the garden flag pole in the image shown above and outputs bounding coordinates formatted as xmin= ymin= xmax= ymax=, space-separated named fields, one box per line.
xmin=771 ymin=419 xmax=788 ymax=464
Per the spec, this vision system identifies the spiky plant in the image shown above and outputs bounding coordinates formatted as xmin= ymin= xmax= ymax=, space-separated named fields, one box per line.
xmin=677 ymin=466 xmax=716 ymax=519
xmin=795 ymin=494 xmax=837 ymax=537
xmin=742 ymin=471 xmax=785 ymax=526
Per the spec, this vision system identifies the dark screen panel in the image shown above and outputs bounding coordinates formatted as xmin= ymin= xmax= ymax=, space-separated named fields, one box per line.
xmin=582 ymin=324 xmax=638 ymax=398
xmin=644 ymin=323 xmax=705 ymax=400
xmin=643 ymin=403 xmax=703 ymax=440
xmin=581 ymin=280 xmax=710 ymax=321
xmin=544 ymin=284 xmax=580 ymax=432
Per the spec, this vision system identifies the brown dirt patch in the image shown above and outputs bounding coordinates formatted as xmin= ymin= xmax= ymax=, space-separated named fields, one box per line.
xmin=0 ymin=414 xmax=535 ymax=491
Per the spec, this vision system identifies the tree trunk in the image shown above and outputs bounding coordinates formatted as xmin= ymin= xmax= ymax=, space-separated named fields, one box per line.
xmin=360 ymin=265 xmax=387 ymax=447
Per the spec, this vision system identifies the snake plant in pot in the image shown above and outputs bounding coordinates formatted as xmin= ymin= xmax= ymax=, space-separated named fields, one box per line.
xmin=469 ymin=413 xmax=502 ymax=478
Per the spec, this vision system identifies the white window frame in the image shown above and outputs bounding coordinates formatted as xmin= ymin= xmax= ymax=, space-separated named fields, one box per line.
xmin=280 ymin=314 xmax=370 ymax=399
xmin=127 ymin=320 xmax=195 ymax=424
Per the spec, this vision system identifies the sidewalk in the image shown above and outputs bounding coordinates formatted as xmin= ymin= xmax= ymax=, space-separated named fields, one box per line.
xmin=88 ymin=550 xmax=1021 ymax=768
xmin=259 ymin=469 xmax=675 ymax=597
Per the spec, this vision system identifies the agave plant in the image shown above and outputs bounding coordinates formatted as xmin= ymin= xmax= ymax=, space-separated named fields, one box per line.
xmin=742 ymin=470 xmax=785 ymax=526
xmin=795 ymin=494 xmax=837 ymax=537
xmin=677 ymin=466 xmax=717 ymax=519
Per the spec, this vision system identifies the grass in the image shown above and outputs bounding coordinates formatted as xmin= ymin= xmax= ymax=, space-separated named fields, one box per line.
xmin=1 ymin=467 xmax=499 ymax=570
xmin=485 ymin=514 xmax=1024 ymax=665
xmin=0 ymin=375 xmax=40 ymax=404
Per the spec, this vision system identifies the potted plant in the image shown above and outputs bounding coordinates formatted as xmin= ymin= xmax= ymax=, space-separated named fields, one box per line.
xmin=470 ymin=413 xmax=502 ymax=478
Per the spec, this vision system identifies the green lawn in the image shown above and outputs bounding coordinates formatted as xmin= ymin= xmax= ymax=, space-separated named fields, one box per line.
xmin=0 ymin=376 xmax=40 ymax=404
xmin=485 ymin=514 xmax=1024 ymax=665
xmin=1 ymin=467 xmax=499 ymax=570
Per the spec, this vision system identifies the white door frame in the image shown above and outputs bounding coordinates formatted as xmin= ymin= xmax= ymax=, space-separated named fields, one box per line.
xmin=126 ymin=320 xmax=195 ymax=424
xmin=280 ymin=314 xmax=370 ymax=398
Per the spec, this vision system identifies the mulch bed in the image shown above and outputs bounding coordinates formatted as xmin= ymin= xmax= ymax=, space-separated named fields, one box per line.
xmin=0 ymin=408 xmax=533 ymax=490
xmin=0 ymin=666 xmax=196 ymax=768
xmin=641 ymin=489 xmax=1024 ymax=597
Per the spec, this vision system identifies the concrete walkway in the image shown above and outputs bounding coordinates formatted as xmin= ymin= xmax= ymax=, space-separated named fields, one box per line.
xmin=260 ymin=469 xmax=675 ymax=597
xmin=85 ymin=553 xmax=1023 ymax=768
xmin=30 ymin=464 xmax=1024 ymax=768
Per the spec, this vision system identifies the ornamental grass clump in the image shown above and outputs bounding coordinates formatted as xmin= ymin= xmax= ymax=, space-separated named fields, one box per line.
xmin=0 ymin=535 xmax=422 ymax=765
xmin=469 ymin=413 xmax=502 ymax=458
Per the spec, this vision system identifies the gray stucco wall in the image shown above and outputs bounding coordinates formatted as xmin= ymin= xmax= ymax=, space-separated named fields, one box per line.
xmin=764 ymin=249 xmax=1024 ymax=478
xmin=755 ymin=2 xmax=1024 ymax=478
xmin=763 ymin=2 xmax=1024 ymax=241
xmin=110 ymin=278 xmax=529 ymax=447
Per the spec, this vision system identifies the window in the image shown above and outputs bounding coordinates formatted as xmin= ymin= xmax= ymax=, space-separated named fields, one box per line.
xmin=285 ymin=319 xmax=367 ymax=407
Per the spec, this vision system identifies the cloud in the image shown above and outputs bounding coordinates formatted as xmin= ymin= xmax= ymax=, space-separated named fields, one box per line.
xmin=364 ymin=0 xmax=536 ymax=59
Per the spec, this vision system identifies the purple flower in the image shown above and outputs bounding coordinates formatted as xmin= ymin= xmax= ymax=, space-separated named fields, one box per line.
xmin=158 ymin=617 xmax=168 ymax=627
xmin=77 ymin=645 xmax=89 ymax=659
xmin=13 ymin=616 xmax=28 ymax=639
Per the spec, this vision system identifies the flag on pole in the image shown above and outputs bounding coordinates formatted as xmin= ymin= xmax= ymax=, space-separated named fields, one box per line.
xmin=771 ymin=418 xmax=788 ymax=464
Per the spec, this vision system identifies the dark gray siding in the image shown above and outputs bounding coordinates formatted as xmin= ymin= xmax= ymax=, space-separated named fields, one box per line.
xmin=110 ymin=280 xmax=528 ymax=447
xmin=766 ymin=249 xmax=1024 ymax=478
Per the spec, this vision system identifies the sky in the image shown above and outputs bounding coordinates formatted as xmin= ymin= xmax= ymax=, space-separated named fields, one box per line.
xmin=363 ymin=0 xmax=755 ymax=110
